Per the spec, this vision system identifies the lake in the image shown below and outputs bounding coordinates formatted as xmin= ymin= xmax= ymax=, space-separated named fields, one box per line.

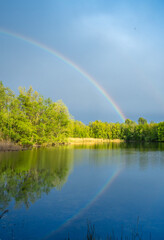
xmin=0 ymin=142 xmax=164 ymax=240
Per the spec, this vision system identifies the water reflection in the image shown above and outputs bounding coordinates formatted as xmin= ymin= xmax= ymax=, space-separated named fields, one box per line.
xmin=0 ymin=143 xmax=164 ymax=211
xmin=72 ymin=142 xmax=164 ymax=169
xmin=0 ymin=147 xmax=74 ymax=210
xmin=71 ymin=142 xmax=164 ymax=151
xmin=0 ymin=143 xmax=164 ymax=239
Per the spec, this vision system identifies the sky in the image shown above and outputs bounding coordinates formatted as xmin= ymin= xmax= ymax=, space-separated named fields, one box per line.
xmin=0 ymin=0 xmax=164 ymax=123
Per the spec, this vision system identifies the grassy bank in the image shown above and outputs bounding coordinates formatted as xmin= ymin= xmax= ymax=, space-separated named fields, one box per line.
xmin=68 ymin=138 xmax=124 ymax=145
xmin=0 ymin=138 xmax=124 ymax=151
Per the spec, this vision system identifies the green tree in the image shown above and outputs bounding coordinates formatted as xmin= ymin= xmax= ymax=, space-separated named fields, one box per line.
xmin=138 ymin=117 xmax=147 ymax=125
xmin=158 ymin=122 xmax=164 ymax=141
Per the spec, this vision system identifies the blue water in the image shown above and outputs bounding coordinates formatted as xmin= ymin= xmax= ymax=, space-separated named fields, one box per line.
xmin=0 ymin=143 xmax=164 ymax=239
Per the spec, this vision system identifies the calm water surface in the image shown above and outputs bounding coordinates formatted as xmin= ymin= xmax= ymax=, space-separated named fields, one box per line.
xmin=0 ymin=143 xmax=164 ymax=239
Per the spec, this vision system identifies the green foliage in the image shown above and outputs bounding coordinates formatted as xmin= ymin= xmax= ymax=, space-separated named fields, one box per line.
xmin=158 ymin=122 xmax=164 ymax=141
xmin=89 ymin=121 xmax=109 ymax=139
xmin=87 ymin=119 xmax=160 ymax=142
xmin=138 ymin=117 xmax=147 ymax=125
xmin=125 ymin=119 xmax=136 ymax=125
xmin=0 ymin=82 xmax=71 ymax=146
xmin=70 ymin=120 xmax=90 ymax=138
xmin=0 ymin=82 xmax=163 ymax=145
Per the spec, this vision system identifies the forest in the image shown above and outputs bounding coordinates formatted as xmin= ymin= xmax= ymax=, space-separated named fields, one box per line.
xmin=0 ymin=81 xmax=164 ymax=147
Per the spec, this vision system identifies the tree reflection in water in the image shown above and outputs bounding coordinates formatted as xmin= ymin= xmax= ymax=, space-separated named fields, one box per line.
xmin=0 ymin=147 xmax=74 ymax=210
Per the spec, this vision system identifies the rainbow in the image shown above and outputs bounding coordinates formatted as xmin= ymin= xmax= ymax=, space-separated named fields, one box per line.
xmin=43 ymin=167 xmax=123 ymax=240
xmin=0 ymin=28 xmax=126 ymax=122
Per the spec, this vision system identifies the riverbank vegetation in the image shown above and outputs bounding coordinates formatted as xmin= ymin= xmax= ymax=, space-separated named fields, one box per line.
xmin=65 ymin=221 xmax=151 ymax=240
xmin=0 ymin=82 xmax=164 ymax=148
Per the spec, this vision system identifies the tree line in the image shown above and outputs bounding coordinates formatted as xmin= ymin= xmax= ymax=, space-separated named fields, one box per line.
xmin=0 ymin=82 xmax=164 ymax=146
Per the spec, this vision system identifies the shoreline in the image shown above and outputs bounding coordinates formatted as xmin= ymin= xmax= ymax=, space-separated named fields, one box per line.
xmin=0 ymin=141 xmax=22 ymax=151
xmin=0 ymin=138 xmax=124 ymax=152
xmin=1 ymin=138 xmax=163 ymax=152
xmin=68 ymin=138 xmax=124 ymax=145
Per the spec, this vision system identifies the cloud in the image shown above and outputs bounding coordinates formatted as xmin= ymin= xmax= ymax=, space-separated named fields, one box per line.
xmin=67 ymin=13 xmax=164 ymax=120
xmin=78 ymin=14 xmax=138 ymax=51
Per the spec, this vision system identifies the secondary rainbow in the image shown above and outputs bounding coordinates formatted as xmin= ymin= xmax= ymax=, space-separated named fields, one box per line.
xmin=0 ymin=28 xmax=126 ymax=122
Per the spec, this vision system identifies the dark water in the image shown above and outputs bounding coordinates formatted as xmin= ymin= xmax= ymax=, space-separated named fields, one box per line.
xmin=0 ymin=143 xmax=164 ymax=240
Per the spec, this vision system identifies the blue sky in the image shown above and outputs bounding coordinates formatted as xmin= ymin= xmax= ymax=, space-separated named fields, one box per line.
xmin=0 ymin=0 xmax=164 ymax=123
